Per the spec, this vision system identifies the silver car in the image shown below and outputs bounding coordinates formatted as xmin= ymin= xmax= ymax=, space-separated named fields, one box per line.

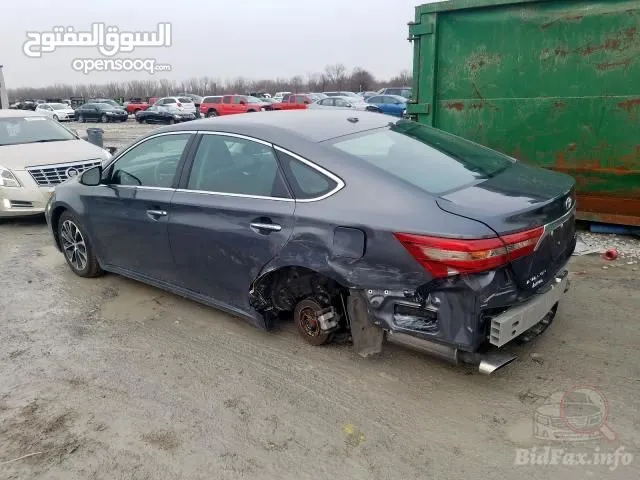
xmin=34 ymin=102 xmax=76 ymax=122
xmin=308 ymin=95 xmax=381 ymax=113
xmin=0 ymin=110 xmax=111 ymax=217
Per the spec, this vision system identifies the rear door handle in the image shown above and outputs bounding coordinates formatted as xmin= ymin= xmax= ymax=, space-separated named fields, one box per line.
xmin=146 ymin=209 xmax=167 ymax=219
xmin=250 ymin=222 xmax=282 ymax=232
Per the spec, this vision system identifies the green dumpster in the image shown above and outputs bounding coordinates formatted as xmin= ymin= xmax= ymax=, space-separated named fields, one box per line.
xmin=408 ymin=0 xmax=640 ymax=226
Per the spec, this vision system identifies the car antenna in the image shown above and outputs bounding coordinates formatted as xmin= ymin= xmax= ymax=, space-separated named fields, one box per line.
xmin=347 ymin=116 xmax=359 ymax=123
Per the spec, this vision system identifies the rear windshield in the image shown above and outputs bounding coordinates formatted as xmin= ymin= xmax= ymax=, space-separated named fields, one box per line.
xmin=329 ymin=120 xmax=514 ymax=195
xmin=178 ymin=97 xmax=193 ymax=103
xmin=0 ymin=116 xmax=76 ymax=146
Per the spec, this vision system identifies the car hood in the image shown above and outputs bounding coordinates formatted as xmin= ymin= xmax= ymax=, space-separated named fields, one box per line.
xmin=1 ymin=139 xmax=109 ymax=170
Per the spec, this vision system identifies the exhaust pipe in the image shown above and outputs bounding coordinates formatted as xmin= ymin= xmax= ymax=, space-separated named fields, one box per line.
xmin=386 ymin=332 xmax=517 ymax=375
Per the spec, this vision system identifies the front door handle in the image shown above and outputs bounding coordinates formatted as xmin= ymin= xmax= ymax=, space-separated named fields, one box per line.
xmin=250 ymin=222 xmax=282 ymax=232
xmin=146 ymin=209 xmax=167 ymax=219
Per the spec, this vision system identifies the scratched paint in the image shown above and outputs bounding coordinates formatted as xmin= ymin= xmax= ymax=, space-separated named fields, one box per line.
xmin=409 ymin=0 xmax=640 ymax=225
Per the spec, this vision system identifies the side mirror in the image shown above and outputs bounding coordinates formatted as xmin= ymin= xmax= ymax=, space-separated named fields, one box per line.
xmin=239 ymin=100 xmax=247 ymax=105
xmin=80 ymin=166 xmax=102 ymax=186
xmin=304 ymin=100 xmax=310 ymax=105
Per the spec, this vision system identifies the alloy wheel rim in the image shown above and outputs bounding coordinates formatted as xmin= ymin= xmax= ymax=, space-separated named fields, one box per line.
xmin=60 ymin=220 xmax=88 ymax=271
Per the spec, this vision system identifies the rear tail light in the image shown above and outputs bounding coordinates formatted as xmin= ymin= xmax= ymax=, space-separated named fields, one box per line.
xmin=176 ymin=102 xmax=182 ymax=107
xmin=394 ymin=227 xmax=544 ymax=278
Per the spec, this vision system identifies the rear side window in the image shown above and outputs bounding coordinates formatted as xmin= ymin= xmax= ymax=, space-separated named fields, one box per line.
xmin=223 ymin=96 xmax=232 ymax=104
xmin=276 ymin=150 xmax=338 ymax=200
xmin=329 ymin=121 xmax=513 ymax=195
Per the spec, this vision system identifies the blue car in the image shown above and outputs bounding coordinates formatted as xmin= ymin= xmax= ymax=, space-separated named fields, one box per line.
xmin=366 ymin=95 xmax=407 ymax=117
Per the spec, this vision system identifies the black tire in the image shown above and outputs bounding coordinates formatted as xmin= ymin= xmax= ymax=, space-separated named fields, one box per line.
xmin=58 ymin=211 xmax=103 ymax=278
xmin=207 ymin=110 xmax=218 ymax=118
xmin=53 ymin=114 xmax=59 ymax=121
xmin=100 ymin=114 xmax=108 ymax=123
xmin=168 ymin=118 xmax=175 ymax=125
xmin=78 ymin=114 xmax=85 ymax=123
xmin=294 ymin=298 xmax=332 ymax=346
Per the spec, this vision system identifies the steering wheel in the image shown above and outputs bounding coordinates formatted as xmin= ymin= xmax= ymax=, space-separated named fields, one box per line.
xmin=154 ymin=157 xmax=178 ymax=187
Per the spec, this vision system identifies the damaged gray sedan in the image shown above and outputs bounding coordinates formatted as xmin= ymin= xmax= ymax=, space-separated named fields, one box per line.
xmin=45 ymin=110 xmax=576 ymax=374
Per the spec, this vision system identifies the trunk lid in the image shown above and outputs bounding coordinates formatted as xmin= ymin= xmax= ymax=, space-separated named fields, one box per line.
xmin=437 ymin=162 xmax=576 ymax=291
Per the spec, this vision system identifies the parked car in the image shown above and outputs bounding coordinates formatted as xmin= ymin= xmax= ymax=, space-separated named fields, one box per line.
xmin=89 ymin=98 xmax=122 ymax=108
xmin=199 ymin=96 xmax=223 ymax=117
xmin=202 ymin=95 xmax=267 ymax=116
xmin=366 ymin=95 xmax=408 ymax=117
xmin=0 ymin=110 xmax=111 ymax=217
xmin=323 ymin=91 xmax=359 ymax=98
xmin=34 ymin=102 xmax=76 ymax=121
xmin=271 ymin=94 xmax=316 ymax=110
xmin=44 ymin=110 xmax=576 ymax=375
xmin=153 ymin=96 xmax=197 ymax=116
xmin=309 ymin=95 xmax=381 ymax=112
xmin=356 ymin=91 xmax=378 ymax=100
xmin=273 ymin=91 xmax=291 ymax=102
xmin=135 ymin=105 xmax=195 ymax=124
xmin=75 ymin=103 xmax=128 ymax=123
xmin=377 ymin=87 xmax=412 ymax=99
xmin=175 ymin=93 xmax=203 ymax=118
xmin=124 ymin=98 xmax=150 ymax=114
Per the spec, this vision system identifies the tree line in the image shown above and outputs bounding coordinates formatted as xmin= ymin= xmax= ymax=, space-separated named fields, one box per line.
xmin=9 ymin=64 xmax=412 ymax=101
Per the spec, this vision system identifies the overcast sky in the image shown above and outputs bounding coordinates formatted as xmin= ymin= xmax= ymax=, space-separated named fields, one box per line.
xmin=1 ymin=0 xmax=447 ymax=88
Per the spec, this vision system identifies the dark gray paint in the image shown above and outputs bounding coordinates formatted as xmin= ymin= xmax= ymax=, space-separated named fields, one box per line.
xmin=46 ymin=110 xmax=576 ymax=353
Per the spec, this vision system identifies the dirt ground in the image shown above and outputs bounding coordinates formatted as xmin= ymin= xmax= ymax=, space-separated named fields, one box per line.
xmin=1 ymin=189 xmax=640 ymax=478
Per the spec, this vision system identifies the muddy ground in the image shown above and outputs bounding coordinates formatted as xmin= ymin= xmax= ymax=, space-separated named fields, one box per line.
xmin=1 ymin=123 xmax=639 ymax=479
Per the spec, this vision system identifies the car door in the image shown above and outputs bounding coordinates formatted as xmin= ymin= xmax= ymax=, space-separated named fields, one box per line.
xmin=233 ymin=95 xmax=246 ymax=114
xmin=221 ymin=96 xmax=233 ymax=115
xmin=168 ymin=132 xmax=295 ymax=315
xmin=82 ymin=132 xmax=195 ymax=284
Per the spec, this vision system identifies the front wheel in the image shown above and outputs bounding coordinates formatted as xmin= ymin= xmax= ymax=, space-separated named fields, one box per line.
xmin=78 ymin=114 xmax=85 ymax=123
xmin=207 ymin=110 xmax=218 ymax=117
xmin=100 ymin=114 xmax=108 ymax=123
xmin=53 ymin=114 xmax=59 ymax=121
xmin=168 ymin=118 xmax=175 ymax=125
xmin=58 ymin=211 xmax=103 ymax=278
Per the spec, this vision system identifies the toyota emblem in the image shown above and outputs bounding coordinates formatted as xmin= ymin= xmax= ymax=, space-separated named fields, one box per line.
xmin=65 ymin=167 xmax=79 ymax=178
xmin=565 ymin=197 xmax=572 ymax=211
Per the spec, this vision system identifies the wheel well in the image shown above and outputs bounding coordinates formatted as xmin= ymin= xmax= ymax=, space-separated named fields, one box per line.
xmin=250 ymin=266 xmax=349 ymax=316
xmin=50 ymin=206 xmax=67 ymax=250
xmin=208 ymin=108 xmax=216 ymax=113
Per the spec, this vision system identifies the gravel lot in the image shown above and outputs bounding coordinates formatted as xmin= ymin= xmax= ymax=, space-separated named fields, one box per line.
xmin=1 ymin=120 xmax=639 ymax=479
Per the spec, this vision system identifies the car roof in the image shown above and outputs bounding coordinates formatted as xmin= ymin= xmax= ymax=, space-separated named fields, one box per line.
xmin=0 ymin=110 xmax=49 ymax=118
xmin=160 ymin=109 xmax=393 ymax=143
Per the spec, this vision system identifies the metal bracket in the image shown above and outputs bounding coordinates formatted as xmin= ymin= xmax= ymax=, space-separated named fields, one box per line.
xmin=407 ymin=21 xmax=434 ymax=41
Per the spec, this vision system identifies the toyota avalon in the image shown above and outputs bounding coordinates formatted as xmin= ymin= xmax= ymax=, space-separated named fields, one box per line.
xmin=44 ymin=110 xmax=576 ymax=374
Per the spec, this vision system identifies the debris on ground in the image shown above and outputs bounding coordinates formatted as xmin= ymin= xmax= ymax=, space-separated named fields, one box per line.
xmin=574 ymin=231 xmax=640 ymax=262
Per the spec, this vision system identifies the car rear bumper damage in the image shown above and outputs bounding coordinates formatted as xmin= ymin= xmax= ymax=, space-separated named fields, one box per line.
xmin=350 ymin=264 xmax=571 ymax=374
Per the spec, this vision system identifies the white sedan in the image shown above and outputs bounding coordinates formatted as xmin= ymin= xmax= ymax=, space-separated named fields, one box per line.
xmin=34 ymin=103 xmax=76 ymax=122
xmin=308 ymin=95 xmax=382 ymax=113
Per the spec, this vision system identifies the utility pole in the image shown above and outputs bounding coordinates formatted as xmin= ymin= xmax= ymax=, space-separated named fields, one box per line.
xmin=0 ymin=65 xmax=8 ymax=109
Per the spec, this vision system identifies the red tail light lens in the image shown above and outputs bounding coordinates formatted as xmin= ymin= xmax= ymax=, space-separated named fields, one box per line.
xmin=176 ymin=102 xmax=182 ymax=107
xmin=394 ymin=227 xmax=544 ymax=278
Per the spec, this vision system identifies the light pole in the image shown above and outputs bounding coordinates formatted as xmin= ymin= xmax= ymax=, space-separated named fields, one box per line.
xmin=0 ymin=65 xmax=8 ymax=109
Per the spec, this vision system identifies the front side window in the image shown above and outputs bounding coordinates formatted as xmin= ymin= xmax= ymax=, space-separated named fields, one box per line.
xmin=109 ymin=134 xmax=191 ymax=188
xmin=334 ymin=98 xmax=349 ymax=107
xmin=296 ymin=96 xmax=308 ymax=104
xmin=186 ymin=135 xmax=290 ymax=198
xmin=234 ymin=96 xmax=246 ymax=104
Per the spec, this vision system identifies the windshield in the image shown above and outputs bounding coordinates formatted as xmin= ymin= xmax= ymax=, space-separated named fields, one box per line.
xmin=178 ymin=97 xmax=194 ymax=103
xmin=96 ymin=103 xmax=117 ymax=110
xmin=50 ymin=103 xmax=68 ymax=110
xmin=0 ymin=116 xmax=77 ymax=146
xmin=94 ymin=99 xmax=119 ymax=107
xmin=329 ymin=120 xmax=514 ymax=195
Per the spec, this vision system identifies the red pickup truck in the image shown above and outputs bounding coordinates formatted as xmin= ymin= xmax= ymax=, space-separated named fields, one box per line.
xmin=271 ymin=94 xmax=316 ymax=110
xmin=199 ymin=95 xmax=267 ymax=117
xmin=124 ymin=98 xmax=150 ymax=114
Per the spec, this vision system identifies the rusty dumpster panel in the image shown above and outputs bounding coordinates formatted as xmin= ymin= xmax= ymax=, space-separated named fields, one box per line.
xmin=409 ymin=0 xmax=640 ymax=225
